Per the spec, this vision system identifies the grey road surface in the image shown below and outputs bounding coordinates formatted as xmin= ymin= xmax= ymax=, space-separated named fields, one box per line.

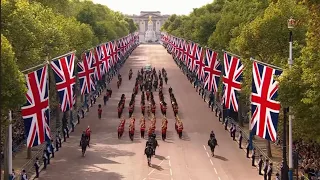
xmin=37 ymin=44 xmax=262 ymax=180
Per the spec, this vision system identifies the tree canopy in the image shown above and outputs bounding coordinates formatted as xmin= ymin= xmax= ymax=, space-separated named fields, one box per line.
xmin=161 ymin=0 xmax=320 ymax=141
xmin=0 ymin=0 xmax=138 ymax=121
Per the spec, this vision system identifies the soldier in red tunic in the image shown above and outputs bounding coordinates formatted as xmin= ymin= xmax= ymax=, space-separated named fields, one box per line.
xmin=129 ymin=123 xmax=134 ymax=141
xmin=140 ymin=122 xmax=146 ymax=138
xmin=141 ymin=102 xmax=145 ymax=116
xmin=162 ymin=123 xmax=167 ymax=141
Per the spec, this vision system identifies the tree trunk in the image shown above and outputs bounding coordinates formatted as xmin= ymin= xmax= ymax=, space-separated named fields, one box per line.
xmin=266 ymin=139 xmax=272 ymax=157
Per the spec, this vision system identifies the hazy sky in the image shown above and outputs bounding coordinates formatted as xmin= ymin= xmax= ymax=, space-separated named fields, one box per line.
xmin=92 ymin=0 xmax=214 ymax=15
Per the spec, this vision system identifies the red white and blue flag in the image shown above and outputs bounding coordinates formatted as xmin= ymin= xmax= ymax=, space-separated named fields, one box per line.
xmin=194 ymin=46 xmax=205 ymax=80
xmin=222 ymin=52 xmax=244 ymax=112
xmin=108 ymin=41 xmax=118 ymax=67
xmin=51 ymin=52 xmax=76 ymax=112
xmin=203 ymin=49 xmax=221 ymax=92
xmin=93 ymin=45 xmax=105 ymax=81
xmin=78 ymin=50 xmax=96 ymax=95
xmin=250 ymin=61 xmax=282 ymax=142
xmin=187 ymin=42 xmax=198 ymax=71
xmin=21 ymin=65 xmax=51 ymax=148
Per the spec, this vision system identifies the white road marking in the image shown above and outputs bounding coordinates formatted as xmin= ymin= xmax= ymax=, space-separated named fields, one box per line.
xmin=152 ymin=172 xmax=170 ymax=176
xmin=148 ymin=169 xmax=155 ymax=176
xmin=214 ymin=168 xmax=218 ymax=174
xmin=218 ymin=177 xmax=221 ymax=180
xmin=203 ymin=145 xmax=207 ymax=150
xmin=206 ymin=152 xmax=210 ymax=157
xmin=148 ymin=178 xmax=162 ymax=180
xmin=210 ymin=159 xmax=214 ymax=166
xmin=142 ymin=178 xmax=146 ymax=180
xmin=170 ymin=168 xmax=173 ymax=176
xmin=168 ymin=160 xmax=171 ymax=167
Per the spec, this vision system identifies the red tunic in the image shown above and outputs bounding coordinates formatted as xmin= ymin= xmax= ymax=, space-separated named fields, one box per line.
xmin=140 ymin=124 xmax=146 ymax=131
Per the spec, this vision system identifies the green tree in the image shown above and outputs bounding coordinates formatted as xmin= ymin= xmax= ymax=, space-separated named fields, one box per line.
xmin=1 ymin=34 xmax=27 ymax=114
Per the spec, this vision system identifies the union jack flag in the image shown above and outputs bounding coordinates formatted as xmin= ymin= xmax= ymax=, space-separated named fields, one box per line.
xmin=78 ymin=50 xmax=96 ymax=95
xmin=222 ymin=52 xmax=244 ymax=112
xmin=250 ymin=61 xmax=282 ymax=142
xmin=93 ymin=45 xmax=105 ymax=80
xmin=187 ymin=42 xmax=198 ymax=71
xmin=51 ymin=53 xmax=76 ymax=112
xmin=203 ymin=49 xmax=221 ymax=92
xmin=183 ymin=40 xmax=189 ymax=64
xmin=21 ymin=65 xmax=51 ymax=148
xmin=117 ymin=39 xmax=122 ymax=61
xmin=194 ymin=46 xmax=205 ymax=80
xmin=108 ymin=41 xmax=118 ymax=66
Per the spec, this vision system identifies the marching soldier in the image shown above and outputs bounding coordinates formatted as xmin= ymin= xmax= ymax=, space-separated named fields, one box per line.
xmin=173 ymin=103 xmax=178 ymax=117
xmin=146 ymin=90 xmax=150 ymax=101
xmin=162 ymin=122 xmax=167 ymax=141
xmin=118 ymin=124 xmax=124 ymax=139
xmin=161 ymin=102 xmax=167 ymax=116
xmin=141 ymin=101 xmax=145 ymax=115
xmin=177 ymin=121 xmax=183 ymax=139
xmin=129 ymin=123 xmax=134 ymax=141
xmin=140 ymin=121 xmax=146 ymax=138
xmin=118 ymin=103 xmax=123 ymax=118
xmin=151 ymin=103 xmax=156 ymax=115
xmin=128 ymin=103 xmax=134 ymax=117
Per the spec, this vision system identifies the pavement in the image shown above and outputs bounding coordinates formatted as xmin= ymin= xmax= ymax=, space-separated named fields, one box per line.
xmin=31 ymin=44 xmax=264 ymax=180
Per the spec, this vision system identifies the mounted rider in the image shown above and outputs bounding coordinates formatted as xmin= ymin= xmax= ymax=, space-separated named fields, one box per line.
xmin=208 ymin=133 xmax=218 ymax=156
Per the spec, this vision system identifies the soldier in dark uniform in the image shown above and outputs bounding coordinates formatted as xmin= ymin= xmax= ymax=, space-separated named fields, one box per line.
xmin=251 ymin=148 xmax=256 ymax=166
xmin=267 ymin=163 xmax=273 ymax=180
xmin=34 ymin=157 xmax=40 ymax=178
xmin=258 ymin=155 xmax=264 ymax=175
xmin=238 ymin=131 xmax=243 ymax=148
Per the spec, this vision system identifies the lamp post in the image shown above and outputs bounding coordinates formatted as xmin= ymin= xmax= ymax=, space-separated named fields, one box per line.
xmin=287 ymin=16 xmax=295 ymax=180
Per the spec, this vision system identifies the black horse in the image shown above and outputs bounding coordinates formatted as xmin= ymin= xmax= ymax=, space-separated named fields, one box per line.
xmin=81 ymin=137 xmax=89 ymax=157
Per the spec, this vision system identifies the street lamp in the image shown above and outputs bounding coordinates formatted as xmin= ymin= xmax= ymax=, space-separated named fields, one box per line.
xmin=287 ymin=16 xmax=295 ymax=180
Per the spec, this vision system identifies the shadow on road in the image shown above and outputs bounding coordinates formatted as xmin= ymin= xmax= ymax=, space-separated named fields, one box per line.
xmin=154 ymin=154 xmax=166 ymax=160
xmin=181 ymin=132 xmax=191 ymax=141
xmin=151 ymin=164 xmax=164 ymax=171
xmin=214 ymin=155 xmax=228 ymax=161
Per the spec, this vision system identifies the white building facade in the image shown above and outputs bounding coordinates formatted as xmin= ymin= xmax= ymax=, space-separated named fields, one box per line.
xmin=127 ymin=11 xmax=169 ymax=42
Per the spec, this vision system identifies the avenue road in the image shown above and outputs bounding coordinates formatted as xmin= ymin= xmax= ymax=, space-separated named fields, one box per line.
xmin=38 ymin=44 xmax=262 ymax=180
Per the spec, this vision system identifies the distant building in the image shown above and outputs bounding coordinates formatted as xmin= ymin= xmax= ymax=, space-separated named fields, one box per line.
xmin=127 ymin=11 xmax=169 ymax=42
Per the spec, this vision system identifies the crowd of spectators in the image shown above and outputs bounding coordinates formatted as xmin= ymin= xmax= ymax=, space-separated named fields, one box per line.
xmin=294 ymin=140 xmax=320 ymax=180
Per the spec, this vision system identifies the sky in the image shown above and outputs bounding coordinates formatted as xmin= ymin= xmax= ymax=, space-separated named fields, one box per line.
xmin=92 ymin=0 xmax=214 ymax=15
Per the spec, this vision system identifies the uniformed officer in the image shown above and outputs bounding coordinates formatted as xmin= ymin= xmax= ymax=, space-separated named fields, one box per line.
xmin=20 ymin=170 xmax=28 ymax=180
xmin=34 ymin=157 xmax=40 ymax=178
xmin=258 ymin=155 xmax=264 ymax=175
xmin=42 ymin=150 xmax=48 ymax=169
xmin=50 ymin=139 xmax=55 ymax=158
xmin=238 ymin=131 xmax=243 ymax=149
xmin=267 ymin=163 xmax=273 ymax=180
xmin=251 ymin=148 xmax=256 ymax=166
xmin=162 ymin=122 xmax=167 ymax=141
xmin=263 ymin=159 xmax=269 ymax=180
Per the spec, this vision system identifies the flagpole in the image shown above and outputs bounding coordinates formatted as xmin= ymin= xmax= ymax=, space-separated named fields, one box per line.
xmin=250 ymin=58 xmax=283 ymax=70
xmin=21 ymin=62 xmax=48 ymax=73
xmin=8 ymin=110 xmax=13 ymax=178
xmin=222 ymin=50 xmax=241 ymax=58
xmin=51 ymin=51 xmax=76 ymax=61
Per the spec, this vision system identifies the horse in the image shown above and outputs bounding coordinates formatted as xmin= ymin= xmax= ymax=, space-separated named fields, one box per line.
xmin=81 ymin=137 xmax=88 ymax=157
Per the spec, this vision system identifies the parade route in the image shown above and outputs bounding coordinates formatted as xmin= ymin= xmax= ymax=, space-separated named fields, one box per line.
xmin=35 ymin=44 xmax=263 ymax=180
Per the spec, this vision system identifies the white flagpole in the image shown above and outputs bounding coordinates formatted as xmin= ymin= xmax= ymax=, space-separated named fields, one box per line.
xmin=8 ymin=110 xmax=13 ymax=176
